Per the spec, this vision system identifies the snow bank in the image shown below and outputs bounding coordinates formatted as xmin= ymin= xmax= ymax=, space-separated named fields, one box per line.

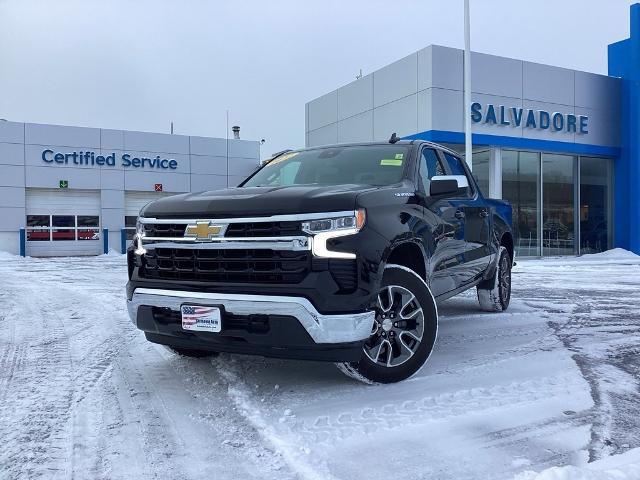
xmin=515 ymin=448 xmax=640 ymax=480
xmin=519 ymin=248 xmax=640 ymax=266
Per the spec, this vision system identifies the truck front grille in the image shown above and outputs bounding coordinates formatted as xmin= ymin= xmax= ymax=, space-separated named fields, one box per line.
xmin=224 ymin=221 xmax=302 ymax=237
xmin=141 ymin=248 xmax=310 ymax=284
xmin=143 ymin=224 xmax=186 ymax=238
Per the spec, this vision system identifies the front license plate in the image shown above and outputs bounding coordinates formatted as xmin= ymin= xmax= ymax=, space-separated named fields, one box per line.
xmin=181 ymin=305 xmax=222 ymax=333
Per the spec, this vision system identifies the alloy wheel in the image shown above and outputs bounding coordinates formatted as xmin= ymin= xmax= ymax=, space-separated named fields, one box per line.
xmin=363 ymin=284 xmax=425 ymax=368
xmin=499 ymin=254 xmax=511 ymax=304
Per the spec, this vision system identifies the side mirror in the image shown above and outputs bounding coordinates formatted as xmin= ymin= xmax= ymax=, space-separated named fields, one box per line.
xmin=429 ymin=175 xmax=469 ymax=197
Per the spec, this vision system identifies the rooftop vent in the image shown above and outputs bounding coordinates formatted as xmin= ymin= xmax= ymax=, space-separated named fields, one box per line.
xmin=232 ymin=125 xmax=240 ymax=139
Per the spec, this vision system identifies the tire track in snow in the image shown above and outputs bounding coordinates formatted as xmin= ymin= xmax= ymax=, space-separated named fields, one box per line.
xmin=290 ymin=373 xmax=580 ymax=444
xmin=214 ymin=357 xmax=339 ymax=480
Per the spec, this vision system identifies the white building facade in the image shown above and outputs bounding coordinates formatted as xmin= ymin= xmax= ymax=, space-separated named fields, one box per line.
xmin=0 ymin=121 xmax=259 ymax=256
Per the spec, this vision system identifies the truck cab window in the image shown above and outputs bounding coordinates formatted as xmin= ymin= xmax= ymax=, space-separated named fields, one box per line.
xmin=419 ymin=148 xmax=445 ymax=194
xmin=442 ymin=152 xmax=474 ymax=197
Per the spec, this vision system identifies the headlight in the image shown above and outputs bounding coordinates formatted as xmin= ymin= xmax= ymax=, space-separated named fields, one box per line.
xmin=134 ymin=217 xmax=147 ymax=255
xmin=301 ymin=210 xmax=366 ymax=234
xmin=135 ymin=217 xmax=145 ymax=237
xmin=304 ymin=209 xmax=365 ymax=259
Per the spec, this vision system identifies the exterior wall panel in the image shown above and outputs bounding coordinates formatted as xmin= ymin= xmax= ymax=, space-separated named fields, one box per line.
xmin=123 ymin=130 xmax=189 ymax=154
xmin=373 ymin=94 xmax=417 ymax=141
xmin=0 ymin=121 xmax=24 ymax=144
xmin=307 ymin=91 xmax=338 ymax=131
xmin=373 ymin=54 xmax=417 ymax=108
xmin=0 ymin=142 xmax=24 ymax=165
xmin=307 ymin=124 xmax=338 ymax=146
xmin=523 ymin=62 xmax=575 ymax=105
xmin=0 ymin=165 xmax=25 ymax=187
xmin=26 ymin=123 xmax=100 ymax=148
xmin=337 ymin=74 xmax=373 ymax=121
xmin=471 ymin=53 xmax=523 ymax=98
xmin=338 ymin=111 xmax=374 ymax=143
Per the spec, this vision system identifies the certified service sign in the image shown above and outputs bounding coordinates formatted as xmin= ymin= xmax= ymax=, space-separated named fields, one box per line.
xmin=41 ymin=150 xmax=179 ymax=170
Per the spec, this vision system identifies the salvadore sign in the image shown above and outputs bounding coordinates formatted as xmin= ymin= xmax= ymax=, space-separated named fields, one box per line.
xmin=471 ymin=102 xmax=589 ymax=134
xmin=41 ymin=149 xmax=178 ymax=169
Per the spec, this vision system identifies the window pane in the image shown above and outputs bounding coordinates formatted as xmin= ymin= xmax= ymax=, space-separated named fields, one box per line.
xmin=243 ymin=145 xmax=410 ymax=187
xmin=502 ymin=150 xmax=540 ymax=257
xmin=27 ymin=215 xmax=50 ymax=227
xmin=52 ymin=215 xmax=75 ymax=227
xmin=471 ymin=150 xmax=490 ymax=197
xmin=442 ymin=153 xmax=473 ymax=197
xmin=543 ymin=154 xmax=575 ymax=256
xmin=125 ymin=216 xmax=138 ymax=228
xmin=443 ymin=153 xmax=467 ymax=176
xmin=419 ymin=148 xmax=445 ymax=193
xmin=52 ymin=229 xmax=75 ymax=241
xmin=77 ymin=229 xmax=100 ymax=241
xmin=77 ymin=215 xmax=99 ymax=227
xmin=26 ymin=229 xmax=50 ymax=241
xmin=580 ymin=157 xmax=611 ymax=254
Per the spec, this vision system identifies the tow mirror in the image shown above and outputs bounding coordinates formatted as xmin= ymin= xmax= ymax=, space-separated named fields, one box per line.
xmin=430 ymin=175 xmax=469 ymax=196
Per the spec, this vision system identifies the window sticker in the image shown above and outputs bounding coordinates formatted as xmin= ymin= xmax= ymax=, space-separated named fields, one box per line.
xmin=395 ymin=153 xmax=404 ymax=160
xmin=380 ymin=159 xmax=403 ymax=166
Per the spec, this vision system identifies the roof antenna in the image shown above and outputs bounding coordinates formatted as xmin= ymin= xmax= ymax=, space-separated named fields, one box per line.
xmin=389 ymin=132 xmax=400 ymax=144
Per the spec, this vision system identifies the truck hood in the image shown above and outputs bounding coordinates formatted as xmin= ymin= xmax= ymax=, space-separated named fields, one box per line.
xmin=141 ymin=184 xmax=377 ymax=218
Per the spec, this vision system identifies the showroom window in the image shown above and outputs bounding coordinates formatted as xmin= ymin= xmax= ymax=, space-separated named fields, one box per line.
xmin=26 ymin=215 xmax=100 ymax=241
xmin=502 ymin=150 xmax=541 ymax=257
xmin=502 ymin=150 xmax=612 ymax=257
xmin=579 ymin=157 xmax=612 ymax=254
xmin=471 ymin=150 xmax=490 ymax=197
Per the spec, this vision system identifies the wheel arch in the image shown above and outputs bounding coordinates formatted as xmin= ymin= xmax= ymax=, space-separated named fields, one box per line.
xmin=500 ymin=231 xmax=514 ymax=262
xmin=384 ymin=241 xmax=427 ymax=282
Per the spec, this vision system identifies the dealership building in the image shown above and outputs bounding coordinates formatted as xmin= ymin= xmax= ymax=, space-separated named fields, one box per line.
xmin=306 ymin=3 xmax=640 ymax=257
xmin=0 ymin=121 xmax=259 ymax=256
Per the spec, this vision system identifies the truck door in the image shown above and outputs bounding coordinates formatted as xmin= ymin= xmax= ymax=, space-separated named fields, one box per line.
xmin=417 ymin=147 xmax=468 ymax=297
xmin=440 ymin=152 xmax=492 ymax=281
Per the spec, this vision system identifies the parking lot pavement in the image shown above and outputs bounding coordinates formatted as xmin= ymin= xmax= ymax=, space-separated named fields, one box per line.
xmin=0 ymin=250 xmax=639 ymax=480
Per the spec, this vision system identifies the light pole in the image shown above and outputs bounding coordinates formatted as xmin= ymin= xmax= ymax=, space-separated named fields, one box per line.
xmin=464 ymin=0 xmax=472 ymax=170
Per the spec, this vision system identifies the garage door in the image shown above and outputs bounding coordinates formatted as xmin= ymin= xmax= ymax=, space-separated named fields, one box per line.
xmin=124 ymin=191 xmax=173 ymax=240
xmin=26 ymin=189 xmax=102 ymax=257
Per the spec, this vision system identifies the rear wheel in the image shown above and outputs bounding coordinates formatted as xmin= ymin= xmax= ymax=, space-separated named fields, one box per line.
xmin=169 ymin=347 xmax=219 ymax=358
xmin=477 ymin=246 xmax=511 ymax=312
xmin=336 ymin=264 xmax=438 ymax=384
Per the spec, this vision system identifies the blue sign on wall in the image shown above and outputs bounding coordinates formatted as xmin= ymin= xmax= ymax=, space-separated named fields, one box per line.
xmin=470 ymin=102 xmax=589 ymax=134
xmin=41 ymin=149 xmax=178 ymax=169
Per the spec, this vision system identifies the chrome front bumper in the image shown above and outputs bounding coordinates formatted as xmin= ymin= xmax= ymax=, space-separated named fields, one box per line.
xmin=127 ymin=288 xmax=375 ymax=344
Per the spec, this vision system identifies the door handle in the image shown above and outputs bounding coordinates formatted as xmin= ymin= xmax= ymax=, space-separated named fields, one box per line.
xmin=454 ymin=209 xmax=465 ymax=219
xmin=479 ymin=208 xmax=489 ymax=218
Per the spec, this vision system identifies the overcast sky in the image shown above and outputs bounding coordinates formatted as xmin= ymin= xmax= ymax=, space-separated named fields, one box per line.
xmin=0 ymin=0 xmax=634 ymax=158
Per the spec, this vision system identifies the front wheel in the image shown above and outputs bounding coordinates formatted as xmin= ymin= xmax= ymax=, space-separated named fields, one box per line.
xmin=336 ymin=264 xmax=438 ymax=384
xmin=477 ymin=246 xmax=512 ymax=312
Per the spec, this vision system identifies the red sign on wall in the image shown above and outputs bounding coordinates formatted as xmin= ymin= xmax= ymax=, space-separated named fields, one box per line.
xmin=154 ymin=183 xmax=163 ymax=192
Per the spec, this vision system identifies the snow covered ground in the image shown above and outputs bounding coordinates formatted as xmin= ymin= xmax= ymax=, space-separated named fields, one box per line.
xmin=1 ymin=249 xmax=640 ymax=480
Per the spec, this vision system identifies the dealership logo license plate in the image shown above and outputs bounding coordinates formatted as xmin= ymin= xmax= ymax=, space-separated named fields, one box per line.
xmin=181 ymin=305 xmax=222 ymax=333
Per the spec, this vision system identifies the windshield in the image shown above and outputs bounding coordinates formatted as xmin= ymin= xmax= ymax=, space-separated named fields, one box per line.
xmin=242 ymin=145 xmax=410 ymax=188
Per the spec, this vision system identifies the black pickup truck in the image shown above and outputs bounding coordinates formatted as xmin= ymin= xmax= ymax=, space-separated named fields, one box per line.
xmin=126 ymin=140 xmax=513 ymax=383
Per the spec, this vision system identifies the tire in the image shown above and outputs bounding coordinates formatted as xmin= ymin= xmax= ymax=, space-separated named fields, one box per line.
xmin=169 ymin=347 xmax=219 ymax=358
xmin=336 ymin=264 xmax=438 ymax=384
xmin=477 ymin=246 xmax=512 ymax=312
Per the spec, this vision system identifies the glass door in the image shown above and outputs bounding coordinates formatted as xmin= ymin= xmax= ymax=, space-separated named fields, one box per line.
xmin=542 ymin=154 xmax=576 ymax=256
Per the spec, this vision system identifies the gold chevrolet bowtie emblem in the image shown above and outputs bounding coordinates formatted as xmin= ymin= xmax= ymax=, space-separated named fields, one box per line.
xmin=185 ymin=221 xmax=223 ymax=241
